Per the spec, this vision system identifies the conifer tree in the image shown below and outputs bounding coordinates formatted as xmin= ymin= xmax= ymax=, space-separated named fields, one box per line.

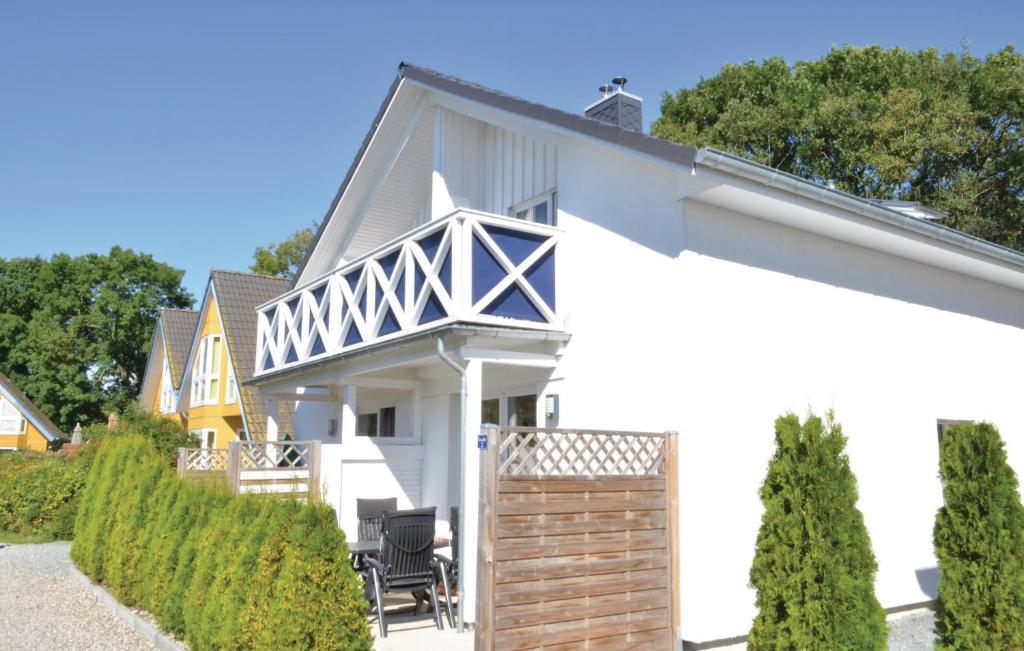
xmin=934 ymin=421 xmax=1024 ymax=649
xmin=748 ymin=412 xmax=887 ymax=649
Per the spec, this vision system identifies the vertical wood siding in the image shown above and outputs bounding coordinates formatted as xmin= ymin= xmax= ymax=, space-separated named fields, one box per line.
xmin=439 ymin=107 xmax=557 ymax=217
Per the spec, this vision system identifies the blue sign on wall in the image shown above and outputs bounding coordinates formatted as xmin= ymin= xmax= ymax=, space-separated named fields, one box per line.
xmin=477 ymin=434 xmax=488 ymax=450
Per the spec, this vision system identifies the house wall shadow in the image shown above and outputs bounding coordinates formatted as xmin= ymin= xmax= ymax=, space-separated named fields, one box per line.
xmin=679 ymin=202 xmax=1024 ymax=330
xmin=916 ymin=566 xmax=940 ymax=600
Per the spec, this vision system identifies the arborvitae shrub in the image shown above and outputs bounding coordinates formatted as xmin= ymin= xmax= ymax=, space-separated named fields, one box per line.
xmin=260 ymin=504 xmax=370 ymax=650
xmin=162 ymin=488 xmax=230 ymax=637
xmin=212 ymin=499 xmax=278 ymax=649
xmin=748 ymin=412 xmax=887 ymax=650
xmin=72 ymin=435 xmax=372 ymax=649
xmin=236 ymin=499 xmax=302 ymax=649
xmin=145 ymin=483 xmax=202 ymax=618
xmin=934 ymin=421 xmax=1024 ymax=649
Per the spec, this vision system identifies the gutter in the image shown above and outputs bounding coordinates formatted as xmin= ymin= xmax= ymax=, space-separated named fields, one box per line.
xmin=694 ymin=148 xmax=1024 ymax=274
xmin=435 ymin=337 xmax=468 ymax=633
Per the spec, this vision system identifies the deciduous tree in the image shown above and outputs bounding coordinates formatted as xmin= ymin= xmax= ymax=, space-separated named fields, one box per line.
xmin=250 ymin=223 xmax=317 ymax=278
xmin=0 ymin=247 xmax=192 ymax=430
xmin=654 ymin=45 xmax=1024 ymax=250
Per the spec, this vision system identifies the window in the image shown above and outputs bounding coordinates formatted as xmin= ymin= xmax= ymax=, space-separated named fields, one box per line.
xmin=191 ymin=428 xmax=217 ymax=449
xmin=356 ymin=407 xmax=398 ymax=437
xmin=507 ymin=394 xmax=538 ymax=427
xmin=0 ymin=397 xmax=26 ymax=434
xmin=159 ymin=359 xmax=175 ymax=414
xmin=379 ymin=407 xmax=396 ymax=438
xmin=357 ymin=412 xmax=378 ymax=437
xmin=937 ymin=419 xmax=972 ymax=445
xmin=225 ymin=370 xmax=237 ymax=404
xmin=190 ymin=335 xmax=222 ymax=406
xmin=510 ymin=192 xmax=556 ymax=225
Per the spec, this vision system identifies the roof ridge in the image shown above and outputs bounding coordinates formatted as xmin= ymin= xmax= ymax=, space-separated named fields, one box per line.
xmin=210 ymin=268 xmax=290 ymax=281
xmin=160 ymin=307 xmax=198 ymax=314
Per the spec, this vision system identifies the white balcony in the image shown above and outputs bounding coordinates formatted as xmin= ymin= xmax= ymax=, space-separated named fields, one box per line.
xmin=255 ymin=209 xmax=562 ymax=376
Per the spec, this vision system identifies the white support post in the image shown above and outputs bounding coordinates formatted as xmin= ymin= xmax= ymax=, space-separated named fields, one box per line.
xmin=340 ymin=384 xmax=358 ymax=441
xmin=266 ymin=398 xmax=279 ymax=465
xmin=459 ymin=359 xmax=483 ymax=627
xmin=412 ymin=386 xmax=422 ymax=443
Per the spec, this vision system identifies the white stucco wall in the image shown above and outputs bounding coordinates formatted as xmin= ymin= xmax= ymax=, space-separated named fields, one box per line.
xmin=550 ymin=135 xmax=1024 ymax=644
xmin=283 ymin=94 xmax=1024 ymax=644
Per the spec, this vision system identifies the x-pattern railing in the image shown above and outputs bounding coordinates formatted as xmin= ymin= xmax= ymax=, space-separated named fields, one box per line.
xmin=255 ymin=209 xmax=561 ymax=375
xmin=238 ymin=440 xmax=311 ymax=469
xmin=183 ymin=448 xmax=228 ymax=472
xmin=496 ymin=427 xmax=668 ymax=476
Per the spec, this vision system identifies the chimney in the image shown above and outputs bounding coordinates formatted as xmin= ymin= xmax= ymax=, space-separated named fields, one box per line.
xmin=585 ymin=76 xmax=643 ymax=132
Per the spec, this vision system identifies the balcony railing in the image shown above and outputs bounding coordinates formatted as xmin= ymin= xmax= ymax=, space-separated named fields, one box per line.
xmin=255 ymin=209 xmax=561 ymax=376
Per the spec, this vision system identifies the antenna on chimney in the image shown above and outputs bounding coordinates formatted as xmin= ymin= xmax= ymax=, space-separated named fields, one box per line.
xmin=612 ymin=76 xmax=627 ymax=90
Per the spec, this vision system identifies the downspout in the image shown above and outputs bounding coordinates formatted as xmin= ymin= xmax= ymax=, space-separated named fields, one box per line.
xmin=436 ymin=337 xmax=467 ymax=632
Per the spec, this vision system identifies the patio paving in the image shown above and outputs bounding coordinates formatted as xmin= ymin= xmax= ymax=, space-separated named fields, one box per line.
xmin=369 ymin=594 xmax=473 ymax=651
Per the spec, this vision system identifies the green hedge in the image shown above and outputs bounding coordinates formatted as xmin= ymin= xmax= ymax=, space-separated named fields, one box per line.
xmin=0 ymin=451 xmax=87 ymax=541
xmin=71 ymin=435 xmax=372 ymax=650
xmin=934 ymin=421 xmax=1024 ymax=649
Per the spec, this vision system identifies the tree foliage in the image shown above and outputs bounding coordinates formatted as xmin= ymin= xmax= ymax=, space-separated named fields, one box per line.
xmin=934 ymin=422 xmax=1024 ymax=649
xmin=653 ymin=45 xmax=1024 ymax=250
xmin=0 ymin=247 xmax=193 ymax=430
xmin=250 ymin=223 xmax=317 ymax=278
xmin=748 ymin=412 xmax=886 ymax=649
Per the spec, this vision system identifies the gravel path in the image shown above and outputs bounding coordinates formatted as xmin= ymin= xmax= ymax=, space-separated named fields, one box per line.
xmin=888 ymin=610 xmax=936 ymax=651
xmin=0 ymin=541 xmax=155 ymax=651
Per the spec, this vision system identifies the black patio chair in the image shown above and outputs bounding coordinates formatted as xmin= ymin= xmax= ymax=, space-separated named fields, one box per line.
xmin=352 ymin=497 xmax=398 ymax=572
xmin=363 ymin=507 xmax=443 ymax=638
xmin=435 ymin=506 xmax=459 ymax=628
xmin=356 ymin=497 xmax=398 ymax=542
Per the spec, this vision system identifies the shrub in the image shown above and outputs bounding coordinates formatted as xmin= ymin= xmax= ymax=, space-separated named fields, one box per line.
xmin=934 ymin=422 xmax=1024 ymax=649
xmin=81 ymin=403 xmax=195 ymax=465
xmin=71 ymin=434 xmax=372 ymax=650
xmin=748 ymin=412 xmax=887 ymax=650
xmin=0 ymin=451 xmax=87 ymax=541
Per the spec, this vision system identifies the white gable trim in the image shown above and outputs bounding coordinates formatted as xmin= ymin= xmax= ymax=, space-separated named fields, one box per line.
xmin=0 ymin=385 xmax=60 ymax=442
xmin=179 ymin=281 xmax=252 ymax=439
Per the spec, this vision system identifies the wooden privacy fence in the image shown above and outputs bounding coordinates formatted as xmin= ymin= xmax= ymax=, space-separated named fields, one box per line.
xmin=177 ymin=440 xmax=321 ymax=500
xmin=477 ymin=427 xmax=679 ymax=651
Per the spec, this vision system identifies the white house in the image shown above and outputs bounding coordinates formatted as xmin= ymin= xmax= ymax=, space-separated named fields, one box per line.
xmin=248 ymin=63 xmax=1024 ymax=648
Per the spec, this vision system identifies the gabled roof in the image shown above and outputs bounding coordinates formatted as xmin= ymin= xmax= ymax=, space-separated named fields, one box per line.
xmin=160 ymin=308 xmax=200 ymax=388
xmin=293 ymin=62 xmax=700 ymax=286
xmin=294 ymin=62 xmax=1024 ymax=292
xmin=182 ymin=270 xmax=294 ymax=440
xmin=0 ymin=371 xmax=65 ymax=442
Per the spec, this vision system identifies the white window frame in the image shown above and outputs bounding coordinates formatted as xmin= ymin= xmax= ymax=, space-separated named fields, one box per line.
xmin=225 ymin=369 xmax=237 ymax=404
xmin=159 ymin=358 xmax=175 ymax=414
xmin=0 ymin=396 xmax=26 ymax=435
xmin=191 ymin=428 xmax=217 ymax=449
xmin=190 ymin=335 xmax=222 ymax=407
xmin=509 ymin=191 xmax=556 ymax=225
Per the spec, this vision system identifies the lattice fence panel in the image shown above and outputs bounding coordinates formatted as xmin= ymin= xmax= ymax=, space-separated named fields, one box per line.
xmin=184 ymin=448 xmax=228 ymax=471
xmin=497 ymin=429 xmax=667 ymax=477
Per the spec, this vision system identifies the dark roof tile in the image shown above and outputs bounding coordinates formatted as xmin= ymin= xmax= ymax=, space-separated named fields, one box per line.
xmin=209 ymin=270 xmax=294 ymax=440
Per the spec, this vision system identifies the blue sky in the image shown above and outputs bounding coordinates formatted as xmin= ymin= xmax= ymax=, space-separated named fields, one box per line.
xmin=2 ymin=0 xmax=1021 ymax=302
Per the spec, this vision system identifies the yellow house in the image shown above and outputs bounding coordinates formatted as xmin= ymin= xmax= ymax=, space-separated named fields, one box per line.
xmin=138 ymin=307 xmax=200 ymax=423
xmin=177 ymin=270 xmax=293 ymax=448
xmin=0 ymin=371 xmax=65 ymax=452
